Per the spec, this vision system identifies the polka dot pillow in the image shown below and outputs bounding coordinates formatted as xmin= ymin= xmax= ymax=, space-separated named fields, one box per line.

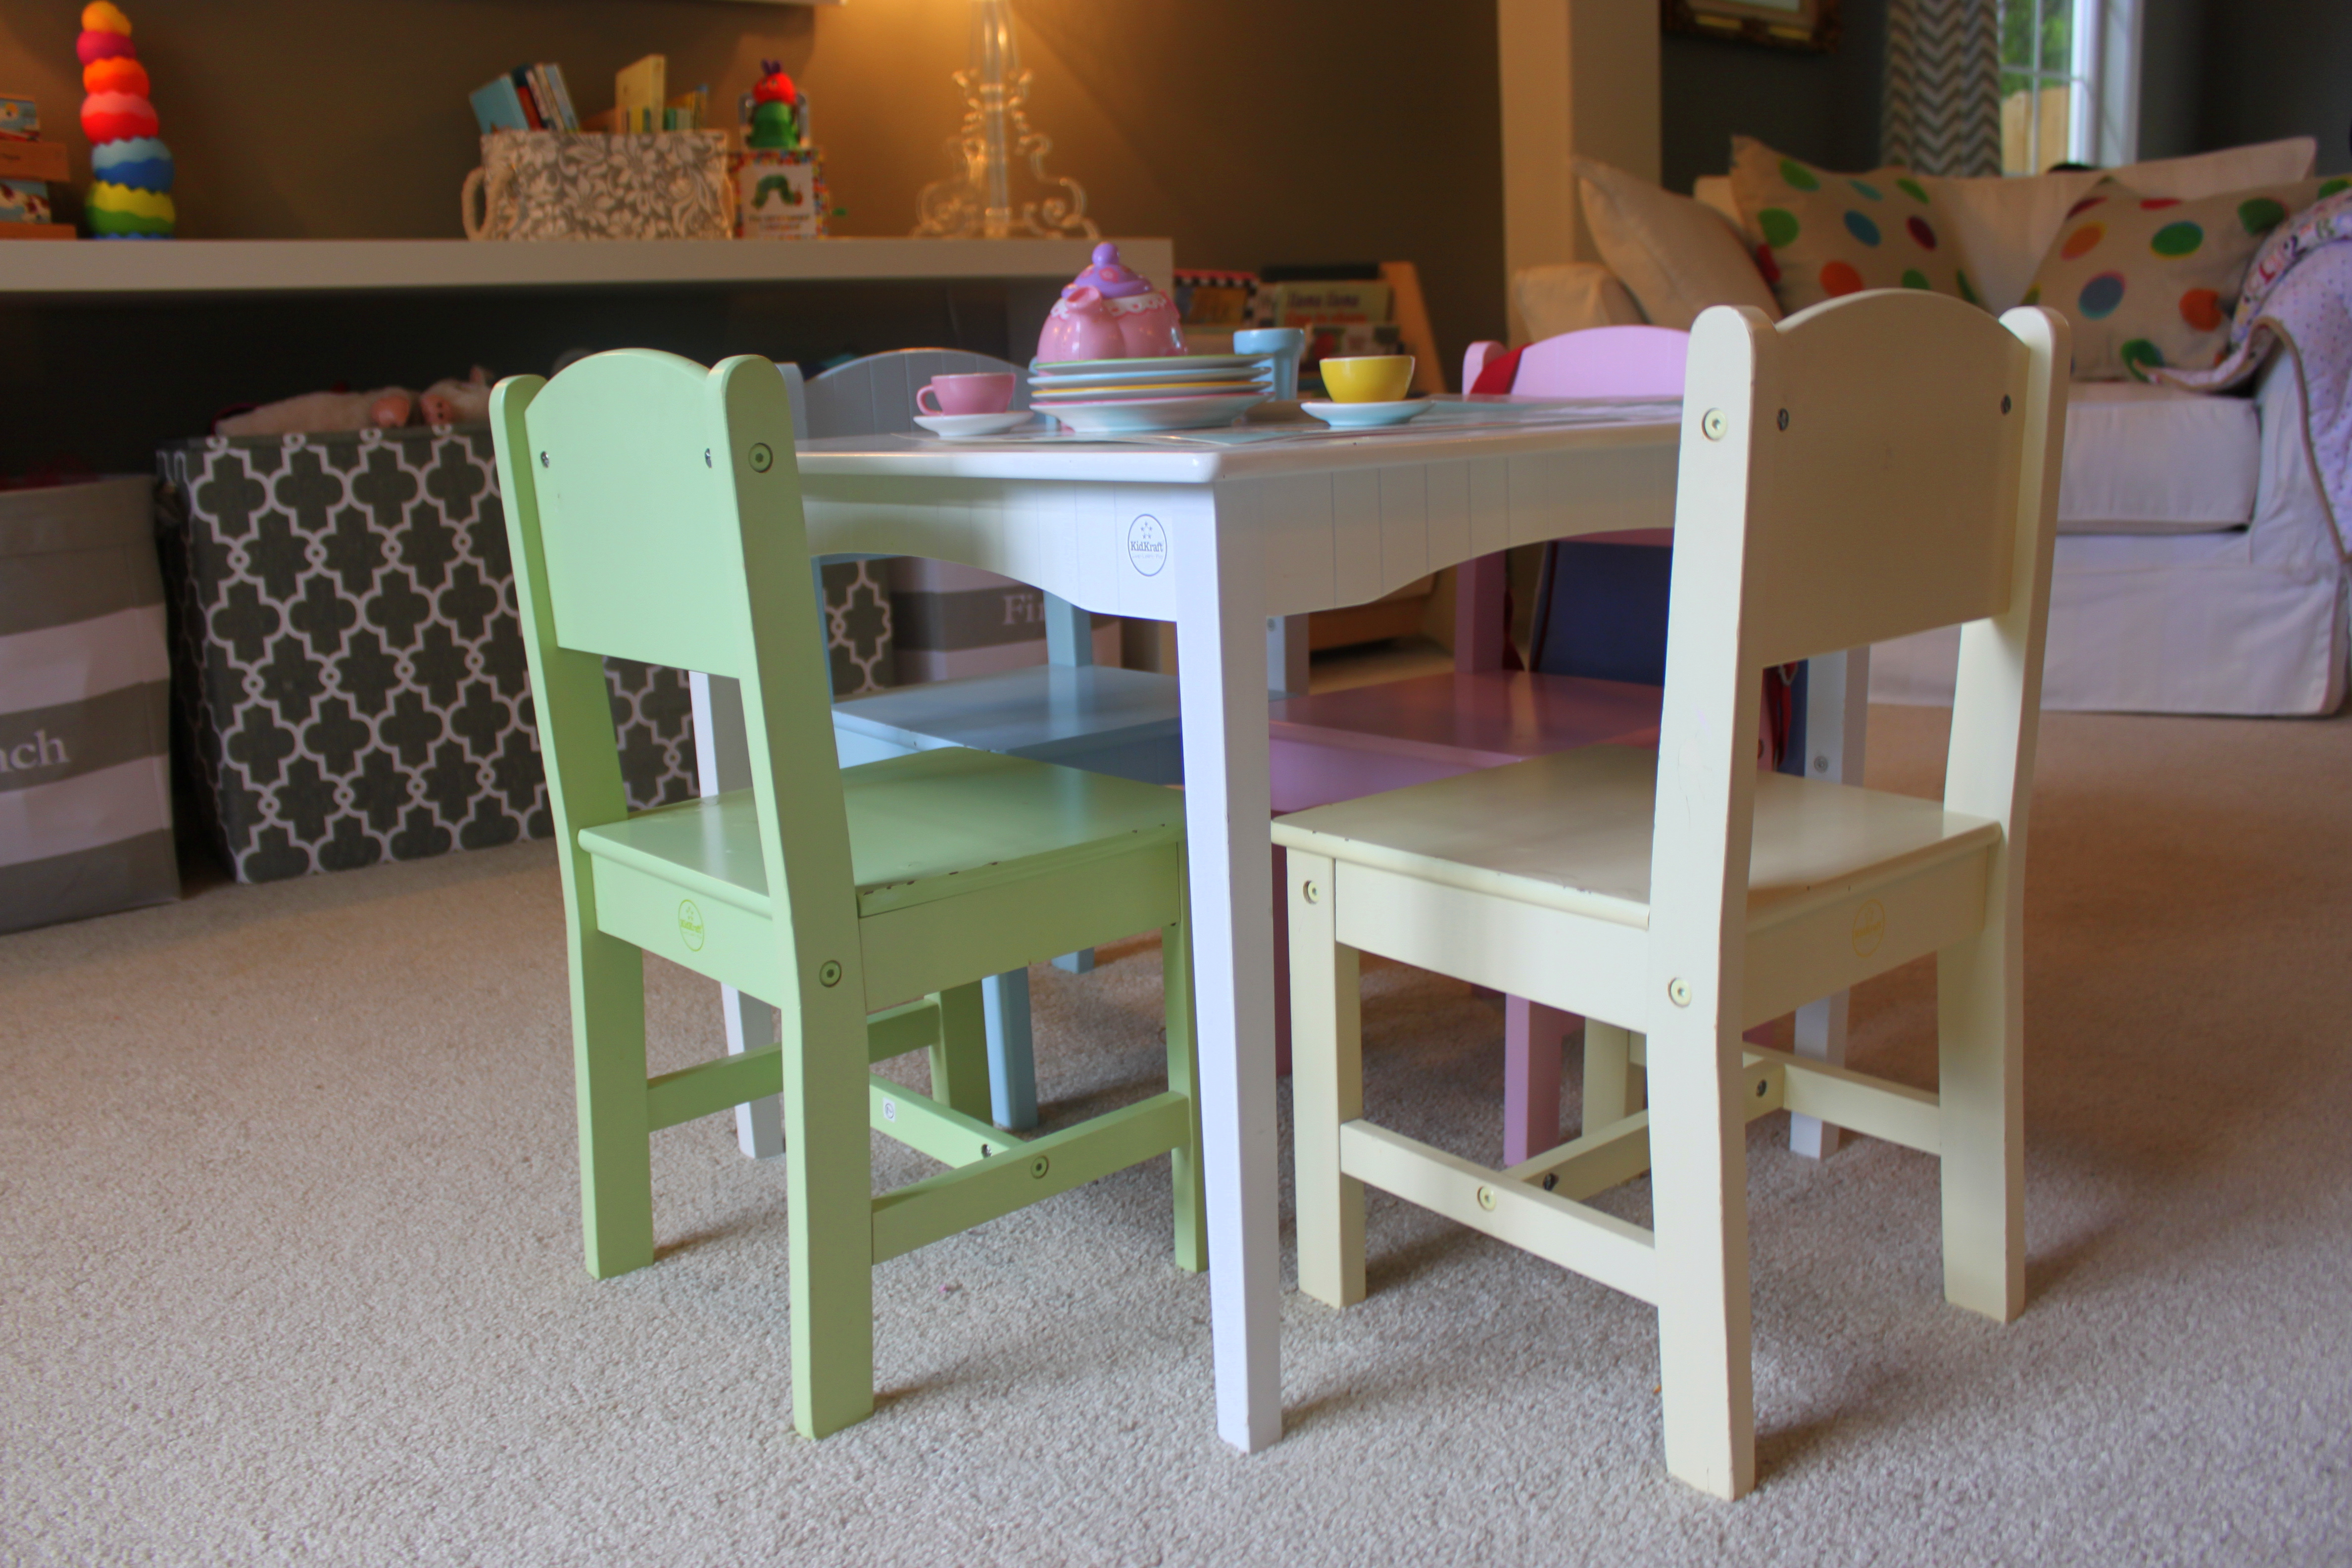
xmin=2022 ymin=174 xmax=2340 ymax=380
xmin=1727 ymin=136 xmax=1976 ymax=315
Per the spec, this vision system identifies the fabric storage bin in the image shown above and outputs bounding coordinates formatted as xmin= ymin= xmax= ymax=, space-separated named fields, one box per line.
xmin=0 ymin=475 xmax=180 ymax=931
xmin=155 ymin=427 xmax=704 ymax=883
xmin=885 ymin=557 xmax=1117 ymax=685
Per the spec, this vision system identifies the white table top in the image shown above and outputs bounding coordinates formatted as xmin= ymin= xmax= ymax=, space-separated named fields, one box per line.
xmin=795 ymin=397 xmax=1684 ymax=485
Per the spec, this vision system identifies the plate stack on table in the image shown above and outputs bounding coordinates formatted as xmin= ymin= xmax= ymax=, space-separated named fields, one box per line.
xmin=1027 ymin=354 xmax=1271 ymax=434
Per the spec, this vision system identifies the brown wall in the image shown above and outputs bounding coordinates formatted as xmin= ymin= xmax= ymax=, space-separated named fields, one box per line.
xmin=0 ymin=0 xmax=1506 ymax=366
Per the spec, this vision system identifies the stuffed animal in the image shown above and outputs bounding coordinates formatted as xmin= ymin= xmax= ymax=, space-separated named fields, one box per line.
xmin=215 ymin=388 xmax=413 ymax=437
xmin=416 ymin=368 xmax=491 ymax=426
xmin=745 ymin=61 xmax=801 ymax=150
xmin=212 ymin=370 xmax=495 ymax=437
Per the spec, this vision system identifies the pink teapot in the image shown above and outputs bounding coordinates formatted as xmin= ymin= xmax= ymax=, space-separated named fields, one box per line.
xmin=1036 ymin=242 xmax=1185 ymax=363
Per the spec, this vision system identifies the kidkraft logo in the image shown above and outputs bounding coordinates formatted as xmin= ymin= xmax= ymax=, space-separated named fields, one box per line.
xmin=1126 ymin=514 xmax=1168 ymax=577
xmin=0 ymin=729 xmax=70 ymax=775
xmin=1851 ymin=899 xmax=1886 ymax=958
xmin=678 ymin=899 xmax=707 ymax=952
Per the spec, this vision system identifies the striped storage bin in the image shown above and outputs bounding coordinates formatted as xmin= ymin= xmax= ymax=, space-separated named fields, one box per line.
xmin=0 ymin=476 xmax=179 ymax=933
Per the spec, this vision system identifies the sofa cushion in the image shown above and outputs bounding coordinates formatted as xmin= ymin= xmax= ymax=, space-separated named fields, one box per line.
xmin=2024 ymin=175 xmax=2328 ymax=380
xmin=1727 ymin=137 xmax=1974 ymax=314
xmin=1574 ymin=157 xmax=1780 ymax=330
xmin=1512 ymin=262 xmax=1645 ymax=341
xmin=1925 ymin=137 xmax=2322 ymax=313
xmin=2058 ymin=383 xmax=2259 ymax=535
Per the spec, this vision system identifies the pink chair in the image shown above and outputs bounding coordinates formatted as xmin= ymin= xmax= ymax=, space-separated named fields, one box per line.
xmin=1267 ymin=325 xmax=1691 ymax=1164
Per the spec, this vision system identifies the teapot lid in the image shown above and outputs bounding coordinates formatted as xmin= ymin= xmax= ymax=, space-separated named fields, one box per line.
xmin=1064 ymin=241 xmax=1155 ymax=300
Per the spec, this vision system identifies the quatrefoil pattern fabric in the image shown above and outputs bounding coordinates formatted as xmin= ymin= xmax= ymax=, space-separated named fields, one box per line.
xmin=159 ymin=428 xmax=898 ymax=885
xmin=1729 ymin=137 xmax=1973 ymax=316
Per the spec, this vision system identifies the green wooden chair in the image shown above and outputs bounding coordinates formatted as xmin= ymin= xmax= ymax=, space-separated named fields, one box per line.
xmin=490 ymin=349 xmax=1204 ymax=1439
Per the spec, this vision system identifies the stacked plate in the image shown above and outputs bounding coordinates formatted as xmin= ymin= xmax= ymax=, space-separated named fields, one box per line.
xmin=1027 ymin=354 xmax=1271 ymax=435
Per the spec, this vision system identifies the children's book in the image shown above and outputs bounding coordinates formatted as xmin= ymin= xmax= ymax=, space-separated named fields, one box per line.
xmin=542 ymin=64 xmax=581 ymax=133
xmin=616 ymin=55 xmax=666 ymax=135
xmin=470 ymin=75 xmax=531 ymax=133
xmin=508 ymin=66 xmax=546 ymax=129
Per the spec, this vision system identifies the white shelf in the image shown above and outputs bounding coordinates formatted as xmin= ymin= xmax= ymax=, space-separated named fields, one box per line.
xmin=0 ymin=236 xmax=1172 ymax=300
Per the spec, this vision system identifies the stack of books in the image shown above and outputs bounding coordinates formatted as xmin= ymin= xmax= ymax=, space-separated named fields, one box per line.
xmin=0 ymin=96 xmax=73 ymax=240
xmin=470 ymin=64 xmax=580 ymax=134
xmin=470 ymin=57 xmax=710 ymax=137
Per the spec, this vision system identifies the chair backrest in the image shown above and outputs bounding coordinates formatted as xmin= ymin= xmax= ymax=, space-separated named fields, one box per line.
xmin=491 ymin=350 xmax=856 ymax=975
xmin=1456 ymin=326 xmax=1692 ymax=675
xmin=803 ymin=348 xmax=1027 ymax=439
xmin=1461 ymin=325 xmax=1690 ymax=399
xmin=1650 ymin=292 xmax=2064 ymax=944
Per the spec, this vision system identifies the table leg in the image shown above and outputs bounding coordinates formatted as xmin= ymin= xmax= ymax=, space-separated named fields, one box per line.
xmin=689 ymin=671 xmax=785 ymax=1159
xmin=1044 ymin=594 xmax=1098 ymax=977
xmin=1176 ymin=531 xmax=1283 ymax=1453
xmin=1790 ymin=646 xmax=1871 ymax=1159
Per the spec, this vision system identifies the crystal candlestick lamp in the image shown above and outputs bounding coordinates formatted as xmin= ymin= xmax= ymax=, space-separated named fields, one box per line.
xmin=913 ymin=0 xmax=1097 ymax=240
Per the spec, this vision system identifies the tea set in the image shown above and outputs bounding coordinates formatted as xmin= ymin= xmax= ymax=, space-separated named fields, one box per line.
xmin=909 ymin=242 xmax=1426 ymax=440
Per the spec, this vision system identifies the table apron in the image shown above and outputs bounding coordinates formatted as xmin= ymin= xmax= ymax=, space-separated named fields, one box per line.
xmin=799 ymin=441 xmax=1678 ymax=622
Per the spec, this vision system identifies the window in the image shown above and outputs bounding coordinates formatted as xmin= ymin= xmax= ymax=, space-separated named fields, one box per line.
xmin=1999 ymin=0 xmax=2142 ymax=175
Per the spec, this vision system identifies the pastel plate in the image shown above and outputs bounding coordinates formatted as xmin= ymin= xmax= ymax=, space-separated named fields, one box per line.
xmin=1032 ymin=353 xmax=1265 ymax=376
xmin=1031 ymin=380 xmax=1269 ymax=401
xmin=1031 ymin=364 xmax=1273 ymax=389
xmin=913 ymin=411 xmax=1036 ymax=439
xmin=1044 ymin=392 xmax=1267 ymax=435
xmin=1300 ymin=399 xmax=1430 ymax=429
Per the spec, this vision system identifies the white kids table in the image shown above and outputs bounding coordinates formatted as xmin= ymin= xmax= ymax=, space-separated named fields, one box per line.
xmin=780 ymin=400 xmax=1869 ymax=1452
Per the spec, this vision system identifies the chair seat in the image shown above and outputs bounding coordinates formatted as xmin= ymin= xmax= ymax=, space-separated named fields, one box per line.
xmin=582 ymin=746 xmax=1184 ymax=919
xmin=1268 ymin=671 xmax=1662 ymax=814
xmin=1271 ymin=744 xmax=2001 ymax=931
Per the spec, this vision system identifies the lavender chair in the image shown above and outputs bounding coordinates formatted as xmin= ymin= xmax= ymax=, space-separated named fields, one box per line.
xmin=1267 ymin=325 xmax=1690 ymax=1163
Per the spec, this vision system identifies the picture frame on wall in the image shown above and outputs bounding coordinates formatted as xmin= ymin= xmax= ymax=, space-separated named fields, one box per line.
xmin=1662 ymin=0 xmax=1840 ymax=53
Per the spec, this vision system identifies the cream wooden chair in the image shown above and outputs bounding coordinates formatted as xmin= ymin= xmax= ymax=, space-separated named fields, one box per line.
xmin=1280 ymin=292 xmax=2066 ymax=1498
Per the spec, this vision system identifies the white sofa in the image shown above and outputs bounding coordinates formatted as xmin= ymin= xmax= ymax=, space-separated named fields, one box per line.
xmin=1527 ymin=138 xmax=2344 ymax=716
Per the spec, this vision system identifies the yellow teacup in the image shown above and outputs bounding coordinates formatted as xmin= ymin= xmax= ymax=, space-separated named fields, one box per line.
xmin=1319 ymin=354 xmax=1415 ymax=403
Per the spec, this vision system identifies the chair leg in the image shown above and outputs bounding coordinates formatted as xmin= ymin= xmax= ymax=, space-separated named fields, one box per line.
xmin=575 ymin=931 xmax=655 ymax=1279
xmin=1582 ymin=1021 xmax=1643 ymax=1132
xmin=785 ymin=990 xmax=879 ymax=1440
xmin=1646 ymin=1014 xmax=1756 ymax=1500
xmin=1270 ymin=843 xmax=1293 ymax=1078
xmin=1937 ymin=925 xmax=2025 ymax=1321
xmin=1288 ymin=849 xmax=1366 ymax=1309
xmin=932 ymin=980 xmax=994 ymax=1124
xmin=1503 ymin=996 xmax=1571 ymax=1165
xmin=979 ymin=972 xmax=1040 ymax=1130
xmin=1163 ymin=896 xmax=1207 ymax=1273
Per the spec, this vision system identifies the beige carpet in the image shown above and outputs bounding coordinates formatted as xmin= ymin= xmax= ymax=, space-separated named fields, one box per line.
xmin=4 ymin=707 xmax=2349 ymax=1566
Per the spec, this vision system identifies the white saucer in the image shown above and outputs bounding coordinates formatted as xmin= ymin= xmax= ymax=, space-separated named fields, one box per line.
xmin=913 ymin=411 xmax=1033 ymax=439
xmin=1300 ymin=399 xmax=1429 ymax=429
xmin=1045 ymin=392 xmax=1267 ymax=435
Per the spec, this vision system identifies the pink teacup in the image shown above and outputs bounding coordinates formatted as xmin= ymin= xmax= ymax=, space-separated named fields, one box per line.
xmin=917 ymin=372 xmax=1017 ymax=417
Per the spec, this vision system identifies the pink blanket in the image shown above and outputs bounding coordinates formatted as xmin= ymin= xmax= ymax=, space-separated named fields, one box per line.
xmin=2155 ymin=190 xmax=2352 ymax=552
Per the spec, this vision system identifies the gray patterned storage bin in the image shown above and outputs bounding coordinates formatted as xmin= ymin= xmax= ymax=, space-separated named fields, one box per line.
xmin=155 ymin=426 xmax=703 ymax=883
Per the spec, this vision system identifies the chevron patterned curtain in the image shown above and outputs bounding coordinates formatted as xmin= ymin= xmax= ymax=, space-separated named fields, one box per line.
xmin=1883 ymin=0 xmax=2003 ymax=176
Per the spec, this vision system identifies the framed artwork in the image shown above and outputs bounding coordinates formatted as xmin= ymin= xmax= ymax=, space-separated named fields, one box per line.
xmin=1662 ymin=0 xmax=1841 ymax=53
